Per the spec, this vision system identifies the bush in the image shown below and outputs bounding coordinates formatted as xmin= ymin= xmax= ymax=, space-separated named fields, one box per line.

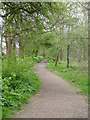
xmin=33 ymin=56 xmax=44 ymax=63
xmin=2 ymin=56 xmax=41 ymax=118
xmin=46 ymin=57 xmax=55 ymax=63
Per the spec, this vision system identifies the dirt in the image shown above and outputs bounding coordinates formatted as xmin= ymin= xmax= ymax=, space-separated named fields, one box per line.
xmin=15 ymin=62 xmax=88 ymax=118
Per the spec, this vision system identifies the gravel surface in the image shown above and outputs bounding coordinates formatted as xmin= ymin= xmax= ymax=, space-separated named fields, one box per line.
xmin=15 ymin=62 xmax=88 ymax=118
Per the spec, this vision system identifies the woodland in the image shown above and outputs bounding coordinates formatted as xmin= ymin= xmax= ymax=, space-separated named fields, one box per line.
xmin=0 ymin=2 xmax=89 ymax=118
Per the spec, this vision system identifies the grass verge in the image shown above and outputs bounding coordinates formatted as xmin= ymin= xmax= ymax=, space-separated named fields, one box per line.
xmin=47 ymin=60 xmax=88 ymax=95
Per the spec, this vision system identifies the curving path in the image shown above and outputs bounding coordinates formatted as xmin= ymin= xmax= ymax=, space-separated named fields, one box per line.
xmin=15 ymin=62 xmax=88 ymax=118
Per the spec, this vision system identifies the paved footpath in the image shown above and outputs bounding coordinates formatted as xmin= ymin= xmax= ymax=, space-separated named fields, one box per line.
xmin=15 ymin=62 xmax=88 ymax=118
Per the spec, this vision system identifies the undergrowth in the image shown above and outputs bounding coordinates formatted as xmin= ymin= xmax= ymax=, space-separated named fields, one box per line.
xmin=2 ymin=56 xmax=43 ymax=118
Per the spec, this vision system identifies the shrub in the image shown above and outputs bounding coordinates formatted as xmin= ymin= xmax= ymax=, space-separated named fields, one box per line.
xmin=2 ymin=56 xmax=41 ymax=118
xmin=33 ymin=56 xmax=44 ymax=63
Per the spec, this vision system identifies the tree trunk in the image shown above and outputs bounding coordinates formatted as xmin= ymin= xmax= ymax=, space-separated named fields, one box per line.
xmin=55 ymin=53 xmax=59 ymax=66
xmin=67 ymin=45 xmax=69 ymax=68
xmin=60 ymin=48 xmax=63 ymax=61
xmin=83 ymin=47 xmax=86 ymax=61
xmin=8 ymin=39 xmax=12 ymax=58
xmin=55 ymin=46 xmax=60 ymax=66
xmin=19 ymin=39 xmax=23 ymax=58
xmin=7 ymin=22 xmax=13 ymax=58
xmin=13 ymin=40 xmax=16 ymax=62
xmin=5 ymin=15 xmax=8 ymax=58
xmin=43 ymin=48 xmax=46 ymax=58
xmin=6 ymin=38 xmax=8 ymax=58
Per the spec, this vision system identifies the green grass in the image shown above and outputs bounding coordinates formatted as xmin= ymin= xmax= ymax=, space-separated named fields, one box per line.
xmin=47 ymin=60 xmax=88 ymax=95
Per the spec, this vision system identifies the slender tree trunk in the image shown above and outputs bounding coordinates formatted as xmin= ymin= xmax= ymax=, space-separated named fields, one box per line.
xmin=7 ymin=22 xmax=13 ymax=58
xmin=55 ymin=46 xmax=60 ymax=66
xmin=78 ymin=49 xmax=82 ymax=64
xmin=5 ymin=15 xmax=8 ymax=58
xmin=43 ymin=47 xmax=46 ymax=58
xmin=67 ymin=45 xmax=69 ymax=68
xmin=5 ymin=10 xmax=13 ymax=59
xmin=83 ymin=47 xmax=86 ymax=61
xmin=22 ymin=47 xmax=24 ymax=58
xmin=60 ymin=48 xmax=63 ymax=61
xmin=55 ymin=53 xmax=59 ymax=66
xmin=19 ymin=38 xmax=23 ymax=58
xmin=13 ymin=40 xmax=16 ymax=62
xmin=6 ymin=38 xmax=8 ymax=58
xmin=8 ymin=39 xmax=12 ymax=58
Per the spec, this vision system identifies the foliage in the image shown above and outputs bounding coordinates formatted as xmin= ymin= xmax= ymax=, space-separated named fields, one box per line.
xmin=1 ymin=1 xmax=88 ymax=118
xmin=33 ymin=56 xmax=44 ymax=63
xmin=2 ymin=56 xmax=42 ymax=118
xmin=47 ymin=59 xmax=88 ymax=95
